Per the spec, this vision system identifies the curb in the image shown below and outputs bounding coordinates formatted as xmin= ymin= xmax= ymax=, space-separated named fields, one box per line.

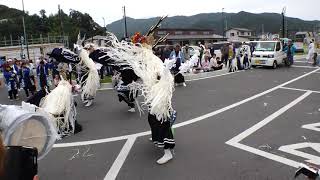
xmin=98 ymin=69 xmax=230 ymax=90
xmin=294 ymin=54 xmax=307 ymax=60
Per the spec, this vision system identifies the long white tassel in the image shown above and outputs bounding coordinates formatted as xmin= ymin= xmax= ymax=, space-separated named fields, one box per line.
xmin=79 ymin=50 xmax=100 ymax=101
xmin=40 ymin=80 xmax=74 ymax=135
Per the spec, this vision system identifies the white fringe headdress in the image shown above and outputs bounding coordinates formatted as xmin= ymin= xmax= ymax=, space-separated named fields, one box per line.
xmin=101 ymin=32 xmax=174 ymax=121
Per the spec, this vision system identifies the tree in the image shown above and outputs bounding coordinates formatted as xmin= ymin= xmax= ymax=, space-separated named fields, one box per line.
xmin=39 ymin=9 xmax=46 ymax=19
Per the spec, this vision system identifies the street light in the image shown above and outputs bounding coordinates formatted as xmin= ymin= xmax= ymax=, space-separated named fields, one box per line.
xmin=21 ymin=0 xmax=30 ymax=59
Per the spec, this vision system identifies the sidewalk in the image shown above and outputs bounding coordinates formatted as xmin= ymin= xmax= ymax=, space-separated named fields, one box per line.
xmin=99 ymin=68 xmax=231 ymax=90
xmin=294 ymin=54 xmax=307 ymax=60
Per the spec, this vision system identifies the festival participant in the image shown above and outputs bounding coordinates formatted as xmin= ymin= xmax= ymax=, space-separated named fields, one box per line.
xmin=182 ymin=44 xmax=190 ymax=62
xmin=27 ymin=78 xmax=82 ymax=135
xmin=84 ymin=44 xmax=140 ymax=112
xmin=148 ymin=109 xmax=176 ymax=164
xmin=53 ymin=74 xmax=61 ymax=87
xmin=170 ymin=44 xmax=186 ymax=87
xmin=3 ymin=64 xmax=18 ymax=101
xmin=21 ymin=62 xmax=36 ymax=98
xmin=36 ymin=60 xmax=50 ymax=91
xmin=113 ymin=66 xmax=139 ymax=112
xmin=47 ymin=47 xmax=99 ymax=107
xmin=0 ymin=134 xmax=5 ymax=178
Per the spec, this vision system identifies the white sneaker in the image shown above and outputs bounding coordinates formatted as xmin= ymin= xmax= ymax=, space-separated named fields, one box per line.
xmin=157 ymin=149 xmax=173 ymax=165
xmin=182 ymin=83 xmax=187 ymax=87
xmin=128 ymin=108 xmax=135 ymax=112
xmin=85 ymin=100 xmax=93 ymax=107
xmin=83 ymin=100 xmax=88 ymax=104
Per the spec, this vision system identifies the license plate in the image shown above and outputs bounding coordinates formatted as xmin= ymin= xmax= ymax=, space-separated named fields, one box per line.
xmin=255 ymin=60 xmax=260 ymax=64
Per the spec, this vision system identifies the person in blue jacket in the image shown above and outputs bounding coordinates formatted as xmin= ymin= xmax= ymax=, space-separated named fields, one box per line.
xmin=283 ymin=40 xmax=296 ymax=66
xmin=36 ymin=60 xmax=50 ymax=91
xmin=21 ymin=62 xmax=36 ymax=98
xmin=3 ymin=64 xmax=18 ymax=100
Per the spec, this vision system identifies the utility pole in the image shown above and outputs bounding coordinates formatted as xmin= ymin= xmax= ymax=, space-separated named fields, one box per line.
xmin=58 ymin=4 xmax=67 ymax=46
xmin=281 ymin=7 xmax=286 ymax=38
xmin=58 ymin=5 xmax=64 ymax=37
xmin=262 ymin=24 xmax=265 ymax=35
xmin=21 ymin=0 xmax=29 ymax=59
xmin=123 ymin=6 xmax=128 ymax=39
xmin=221 ymin=8 xmax=225 ymax=39
xmin=102 ymin=17 xmax=106 ymax=35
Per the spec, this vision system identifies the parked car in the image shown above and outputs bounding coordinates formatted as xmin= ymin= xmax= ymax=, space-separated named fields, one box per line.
xmin=252 ymin=41 xmax=287 ymax=69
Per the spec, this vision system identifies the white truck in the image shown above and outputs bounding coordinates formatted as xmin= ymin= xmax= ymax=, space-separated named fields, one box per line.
xmin=252 ymin=41 xmax=287 ymax=69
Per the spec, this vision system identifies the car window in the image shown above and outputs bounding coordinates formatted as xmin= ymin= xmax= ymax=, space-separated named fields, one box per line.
xmin=255 ymin=42 xmax=276 ymax=52
xmin=276 ymin=42 xmax=281 ymax=51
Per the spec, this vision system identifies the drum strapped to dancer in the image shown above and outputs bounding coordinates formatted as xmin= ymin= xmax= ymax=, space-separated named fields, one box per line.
xmin=26 ymin=78 xmax=82 ymax=137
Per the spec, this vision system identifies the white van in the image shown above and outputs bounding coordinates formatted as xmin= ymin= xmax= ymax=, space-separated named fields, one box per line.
xmin=252 ymin=41 xmax=287 ymax=68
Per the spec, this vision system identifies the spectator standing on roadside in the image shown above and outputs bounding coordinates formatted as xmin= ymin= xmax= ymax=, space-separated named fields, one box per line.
xmin=307 ymin=40 xmax=315 ymax=64
xmin=161 ymin=45 xmax=171 ymax=61
xmin=284 ymin=40 xmax=296 ymax=66
xmin=221 ymin=44 xmax=229 ymax=65
xmin=3 ymin=64 xmax=18 ymax=100
xmin=182 ymin=44 xmax=190 ymax=62
xmin=37 ymin=60 xmax=50 ymax=91
xmin=21 ymin=62 xmax=36 ymax=98
xmin=210 ymin=45 xmax=216 ymax=58
xmin=170 ymin=44 xmax=186 ymax=87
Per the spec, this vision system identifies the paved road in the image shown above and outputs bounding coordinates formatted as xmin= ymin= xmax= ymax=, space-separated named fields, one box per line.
xmin=0 ymin=60 xmax=319 ymax=180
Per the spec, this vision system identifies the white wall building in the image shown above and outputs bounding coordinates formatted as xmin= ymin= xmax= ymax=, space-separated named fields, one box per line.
xmin=226 ymin=28 xmax=257 ymax=42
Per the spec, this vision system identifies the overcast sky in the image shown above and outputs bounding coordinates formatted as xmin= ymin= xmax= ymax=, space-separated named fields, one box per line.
xmin=1 ymin=0 xmax=319 ymax=26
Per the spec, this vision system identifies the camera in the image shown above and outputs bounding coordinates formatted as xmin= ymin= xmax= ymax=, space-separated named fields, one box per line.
xmin=3 ymin=146 xmax=38 ymax=180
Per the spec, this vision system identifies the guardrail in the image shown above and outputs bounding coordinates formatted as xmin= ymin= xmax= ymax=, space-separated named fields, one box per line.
xmin=0 ymin=35 xmax=69 ymax=48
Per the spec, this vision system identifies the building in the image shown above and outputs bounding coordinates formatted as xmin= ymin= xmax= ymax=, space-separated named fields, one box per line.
xmin=226 ymin=28 xmax=258 ymax=42
xmin=84 ymin=35 xmax=112 ymax=47
xmin=153 ymin=28 xmax=226 ymax=46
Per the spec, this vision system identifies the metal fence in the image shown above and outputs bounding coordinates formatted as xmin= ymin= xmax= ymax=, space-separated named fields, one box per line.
xmin=0 ymin=35 xmax=69 ymax=48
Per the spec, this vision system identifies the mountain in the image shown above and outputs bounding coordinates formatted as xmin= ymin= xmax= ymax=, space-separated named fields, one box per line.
xmin=0 ymin=4 xmax=319 ymax=45
xmin=107 ymin=11 xmax=320 ymax=39
xmin=0 ymin=5 xmax=105 ymax=47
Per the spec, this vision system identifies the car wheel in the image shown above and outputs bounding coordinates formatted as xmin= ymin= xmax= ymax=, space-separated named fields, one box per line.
xmin=252 ymin=65 xmax=256 ymax=68
xmin=273 ymin=61 xmax=277 ymax=69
